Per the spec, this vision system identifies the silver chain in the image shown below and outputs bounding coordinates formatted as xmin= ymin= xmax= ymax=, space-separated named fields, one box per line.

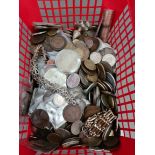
xmin=31 ymin=44 xmax=76 ymax=105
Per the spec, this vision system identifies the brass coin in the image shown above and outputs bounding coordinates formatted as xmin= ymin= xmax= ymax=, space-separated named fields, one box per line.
xmin=50 ymin=35 xmax=67 ymax=51
xmin=30 ymin=33 xmax=46 ymax=45
xmin=63 ymin=104 xmax=82 ymax=122
xmin=71 ymin=120 xmax=83 ymax=135
xmin=30 ymin=109 xmax=49 ymax=129
xmin=55 ymin=128 xmax=71 ymax=140
xmin=47 ymin=133 xmax=62 ymax=144
xmin=86 ymin=74 xmax=98 ymax=82
xmin=84 ymin=59 xmax=96 ymax=71
xmin=47 ymin=28 xmax=58 ymax=36
xmin=96 ymin=63 xmax=106 ymax=80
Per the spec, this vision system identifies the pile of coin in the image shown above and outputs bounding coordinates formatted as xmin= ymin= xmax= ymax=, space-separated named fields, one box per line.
xmin=28 ymin=21 xmax=120 ymax=153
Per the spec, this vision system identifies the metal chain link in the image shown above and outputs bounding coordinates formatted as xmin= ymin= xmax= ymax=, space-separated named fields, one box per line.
xmin=31 ymin=44 xmax=77 ymax=105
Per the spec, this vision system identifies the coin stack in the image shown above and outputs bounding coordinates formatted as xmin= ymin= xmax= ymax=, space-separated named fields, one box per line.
xmin=28 ymin=21 xmax=120 ymax=153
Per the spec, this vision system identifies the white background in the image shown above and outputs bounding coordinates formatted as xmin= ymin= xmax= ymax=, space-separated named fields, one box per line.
xmin=0 ymin=0 xmax=155 ymax=154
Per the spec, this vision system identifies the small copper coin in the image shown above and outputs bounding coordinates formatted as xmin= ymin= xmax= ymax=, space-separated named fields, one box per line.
xmin=63 ymin=104 xmax=82 ymax=122
xmin=86 ymin=74 xmax=98 ymax=82
xmin=47 ymin=133 xmax=62 ymax=144
xmin=84 ymin=59 xmax=96 ymax=71
xmin=96 ymin=63 xmax=106 ymax=80
xmin=31 ymin=109 xmax=49 ymax=129
xmin=30 ymin=33 xmax=46 ymax=45
xmin=71 ymin=120 xmax=83 ymax=135
xmin=66 ymin=73 xmax=80 ymax=88
xmin=50 ymin=35 xmax=67 ymax=51
xmin=55 ymin=128 xmax=71 ymax=140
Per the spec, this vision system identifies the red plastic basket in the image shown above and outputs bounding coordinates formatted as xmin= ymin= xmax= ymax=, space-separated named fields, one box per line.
xmin=19 ymin=0 xmax=135 ymax=154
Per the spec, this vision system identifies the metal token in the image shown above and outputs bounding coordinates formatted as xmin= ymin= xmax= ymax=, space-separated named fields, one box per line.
xmin=66 ymin=73 xmax=80 ymax=88
xmin=84 ymin=59 xmax=96 ymax=71
xmin=96 ymin=63 xmax=106 ymax=80
xmin=47 ymin=133 xmax=62 ymax=144
xmin=31 ymin=109 xmax=49 ymax=129
xmin=50 ymin=35 xmax=67 ymax=51
xmin=86 ymin=74 xmax=98 ymax=83
xmin=63 ymin=104 xmax=82 ymax=122
xmin=71 ymin=120 xmax=83 ymax=135
xmin=55 ymin=128 xmax=71 ymax=140
xmin=30 ymin=33 xmax=46 ymax=45
xmin=55 ymin=49 xmax=81 ymax=74
xmin=90 ymin=52 xmax=102 ymax=64
xmin=102 ymin=54 xmax=116 ymax=67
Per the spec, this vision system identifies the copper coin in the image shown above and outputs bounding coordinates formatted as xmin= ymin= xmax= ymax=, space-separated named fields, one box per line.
xmin=47 ymin=133 xmax=62 ymax=144
xmin=84 ymin=59 xmax=96 ymax=71
xmin=96 ymin=63 xmax=106 ymax=80
xmin=50 ymin=35 xmax=67 ymax=51
xmin=30 ymin=33 xmax=46 ymax=45
xmin=66 ymin=73 xmax=80 ymax=88
xmin=47 ymin=28 xmax=58 ymax=36
xmin=71 ymin=120 xmax=83 ymax=135
xmin=63 ymin=104 xmax=82 ymax=122
xmin=86 ymin=74 xmax=98 ymax=82
xmin=55 ymin=128 xmax=71 ymax=140
xmin=31 ymin=109 xmax=49 ymax=129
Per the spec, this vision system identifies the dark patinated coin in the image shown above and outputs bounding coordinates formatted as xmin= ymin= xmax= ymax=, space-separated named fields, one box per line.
xmin=96 ymin=63 xmax=106 ymax=80
xmin=97 ymin=81 xmax=108 ymax=91
xmin=55 ymin=128 xmax=71 ymax=140
xmin=50 ymin=35 xmax=67 ymax=51
xmin=107 ymin=96 xmax=115 ymax=108
xmin=101 ymin=90 xmax=116 ymax=97
xmin=71 ymin=120 xmax=83 ymax=135
xmin=31 ymin=109 xmax=49 ymax=129
xmin=100 ymin=94 xmax=109 ymax=109
xmin=106 ymin=72 xmax=116 ymax=90
xmin=102 ymin=81 xmax=114 ymax=92
xmin=102 ymin=136 xmax=120 ymax=150
xmin=30 ymin=33 xmax=46 ymax=45
xmin=62 ymin=137 xmax=80 ymax=148
xmin=43 ymin=36 xmax=53 ymax=51
xmin=47 ymin=133 xmax=62 ymax=144
xmin=101 ymin=61 xmax=114 ymax=74
xmin=63 ymin=104 xmax=82 ymax=123
xmin=102 ymin=124 xmax=113 ymax=141
xmin=47 ymin=28 xmax=58 ymax=36
xmin=79 ymin=69 xmax=90 ymax=88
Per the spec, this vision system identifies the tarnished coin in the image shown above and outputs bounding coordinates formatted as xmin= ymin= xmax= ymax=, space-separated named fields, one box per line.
xmin=102 ymin=136 xmax=120 ymax=150
xmin=101 ymin=90 xmax=116 ymax=97
xmin=55 ymin=49 xmax=81 ymax=73
xmin=81 ymin=63 xmax=96 ymax=75
xmin=102 ymin=124 xmax=113 ymax=141
xmin=107 ymin=96 xmax=116 ymax=109
xmin=101 ymin=94 xmax=109 ymax=109
xmin=106 ymin=72 xmax=116 ymax=90
xmin=83 ymin=82 xmax=97 ymax=95
xmin=31 ymin=109 xmax=49 ymax=129
xmin=79 ymin=69 xmax=90 ymax=88
xmin=90 ymin=52 xmax=102 ymax=64
xmin=63 ymin=104 xmax=82 ymax=122
xmin=102 ymin=81 xmax=114 ymax=92
xmin=84 ymin=59 xmax=96 ymax=71
xmin=96 ymin=63 xmax=106 ymax=80
xmin=47 ymin=133 xmax=62 ymax=144
xmin=66 ymin=73 xmax=80 ymax=88
xmin=30 ymin=33 xmax=46 ymax=45
xmin=43 ymin=36 xmax=53 ymax=51
xmin=62 ymin=137 xmax=80 ymax=148
xmin=97 ymin=81 xmax=108 ymax=91
xmin=86 ymin=74 xmax=98 ymax=82
xmin=100 ymin=47 xmax=116 ymax=56
xmin=71 ymin=120 xmax=83 ymax=135
xmin=102 ymin=54 xmax=116 ymax=67
xmin=55 ymin=128 xmax=71 ymax=140
xmin=47 ymin=28 xmax=58 ymax=36
xmin=50 ymin=35 xmax=67 ymax=51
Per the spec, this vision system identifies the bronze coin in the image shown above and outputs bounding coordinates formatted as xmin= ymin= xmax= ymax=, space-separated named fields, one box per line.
xmin=63 ymin=104 xmax=82 ymax=123
xmin=84 ymin=59 xmax=96 ymax=71
xmin=81 ymin=136 xmax=102 ymax=147
xmin=86 ymin=74 xmax=98 ymax=82
xmin=96 ymin=63 xmax=106 ymax=80
xmin=31 ymin=109 xmax=49 ymax=129
xmin=30 ymin=33 xmax=46 ymax=45
xmin=50 ymin=35 xmax=67 ymax=51
xmin=47 ymin=133 xmax=62 ymax=144
xmin=47 ymin=28 xmax=58 ymax=36
xmin=55 ymin=128 xmax=71 ymax=140
xmin=71 ymin=120 xmax=83 ymax=135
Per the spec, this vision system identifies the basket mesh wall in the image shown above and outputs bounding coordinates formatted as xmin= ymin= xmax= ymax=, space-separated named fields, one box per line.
xmin=19 ymin=1 xmax=135 ymax=155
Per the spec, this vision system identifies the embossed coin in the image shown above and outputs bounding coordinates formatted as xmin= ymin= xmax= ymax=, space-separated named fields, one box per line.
xmin=86 ymin=74 xmax=98 ymax=82
xmin=63 ymin=104 xmax=82 ymax=122
xmin=31 ymin=109 xmax=49 ymax=129
xmin=47 ymin=133 xmax=62 ymax=144
xmin=30 ymin=33 xmax=46 ymax=45
xmin=55 ymin=49 xmax=81 ymax=73
xmin=55 ymin=128 xmax=71 ymax=140
xmin=90 ymin=52 xmax=102 ymax=64
xmin=84 ymin=59 xmax=96 ymax=71
xmin=66 ymin=73 xmax=80 ymax=88
xmin=71 ymin=120 xmax=83 ymax=135
xmin=50 ymin=35 xmax=67 ymax=51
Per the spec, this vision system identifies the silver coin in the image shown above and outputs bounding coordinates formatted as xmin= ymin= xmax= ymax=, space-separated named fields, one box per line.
xmin=90 ymin=52 xmax=102 ymax=64
xmin=66 ymin=73 xmax=80 ymax=88
xmin=55 ymin=49 xmax=81 ymax=74
xmin=71 ymin=120 xmax=83 ymax=135
xmin=102 ymin=54 xmax=116 ymax=67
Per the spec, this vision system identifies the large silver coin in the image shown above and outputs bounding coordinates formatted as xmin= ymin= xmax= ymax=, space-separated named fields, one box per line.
xmin=55 ymin=49 xmax=81 ymax=74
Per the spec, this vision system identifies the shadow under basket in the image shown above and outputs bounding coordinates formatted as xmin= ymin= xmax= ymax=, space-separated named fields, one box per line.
xmin=19 ymin=0 xmax=135 ymax=154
